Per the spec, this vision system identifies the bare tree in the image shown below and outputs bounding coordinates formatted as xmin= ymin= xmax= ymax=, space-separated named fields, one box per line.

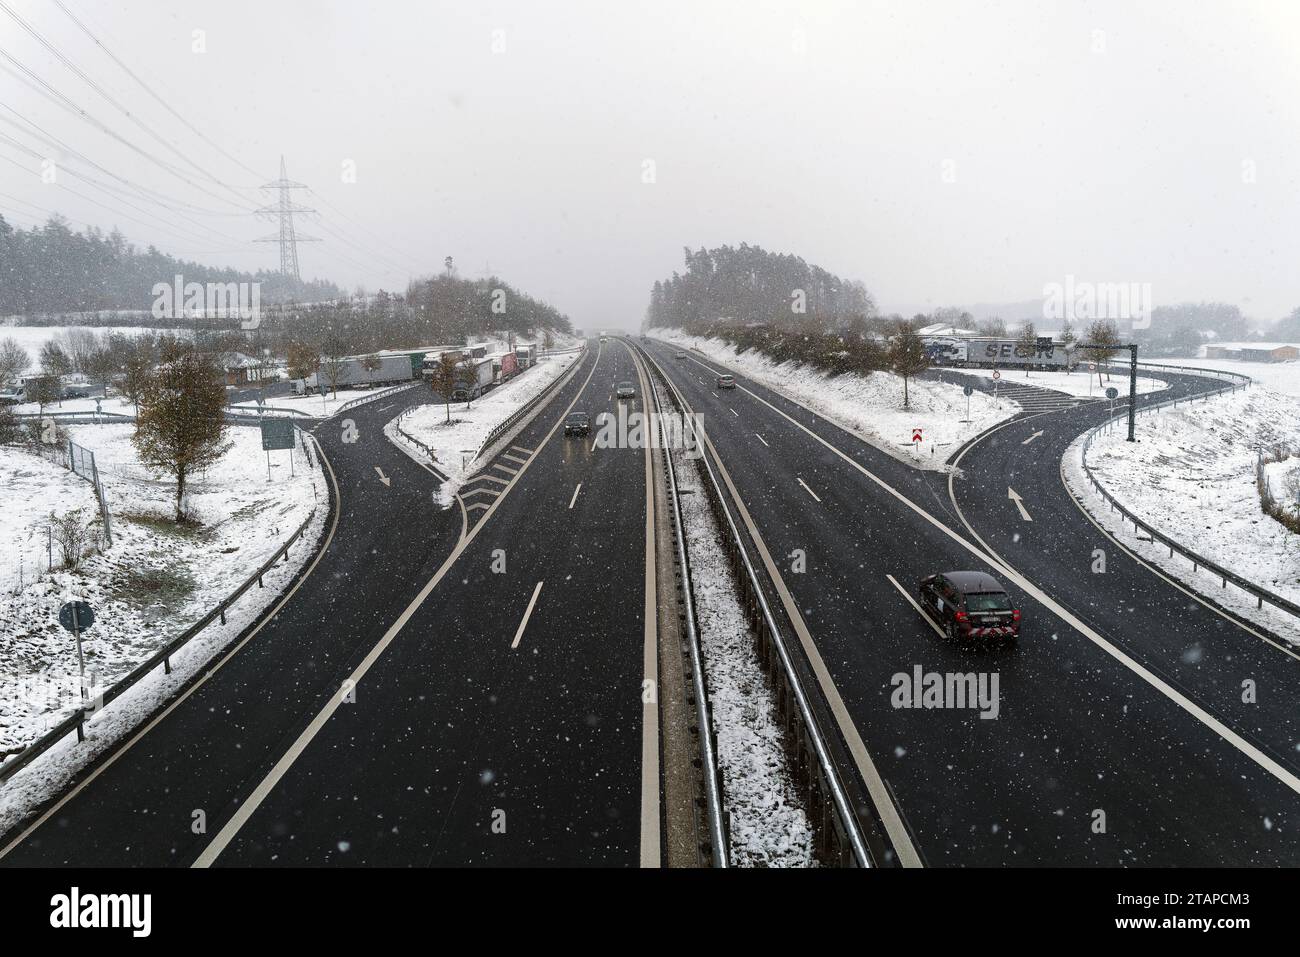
xmin=27 ymin=373 xmax=61 ymax=413
xmin=1059 ymin=320 xmax=1077 ymax=373
xmin=286 ymin=341 xmax=321 ymax=386
xmin=429 ymin=353 xmax=460 ymax=423
xmin=1016 ymin=321 xmax=1038 ymax=377
xmin=320 ymin=334 xmax=348 ymax=398
xmin=133 ymin=347 xmax=232 ymax=523
xmin=889 ymin=320 xmax=931 ymax=410
xmin=1086 ymin=318 xmax=1122 ymax=385
xmin=0 ymin=337 xmax=30 ymax=389
xmin=50 ymin=508 xmax=98 ymax=568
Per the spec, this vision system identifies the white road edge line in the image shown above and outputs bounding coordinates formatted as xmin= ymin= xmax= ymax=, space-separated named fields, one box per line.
xmin=188 ymin=345 xmax=602 ymax=868
xmin=701 ymin=353 xmax=1300 ymax=800
xmin=755 ymin=433 xmax=769 ymax=447
xmin=885 ymin=574 xmax=945 ymax=638
xmin=797 ymin=477 xmax=821 ymax=502
xmin=510 ymin=581 xmax=545 ymax=649
xmin=568 ymin=483 xmax=582 ymax=509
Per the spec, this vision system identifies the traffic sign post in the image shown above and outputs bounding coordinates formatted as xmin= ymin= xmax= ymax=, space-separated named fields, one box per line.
xmin=58 ymin=601 xmax=94 ymax=701
xmin=260 ymin=418 xmax=297 ymax=482
xmin=962 ymin=383 xmax=972 ymax=422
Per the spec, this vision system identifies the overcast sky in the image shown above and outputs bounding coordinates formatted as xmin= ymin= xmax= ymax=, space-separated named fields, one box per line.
xmin=2 ymin=0 xmax=1298 ymax=330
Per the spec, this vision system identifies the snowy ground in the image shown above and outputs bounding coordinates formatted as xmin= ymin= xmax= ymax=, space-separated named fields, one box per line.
xmin=9 ymin=395 xmax=136 ymax=418
xmin=649 ymin=329 xmax=1017 ymax=471
xmin=0 ymin=446 xmax=98 ymax=596
xmin=1144 ymin=357 xmax=1297 ymax=396
xmin=1063 ymin=385 xmax=1300 ymax=645
xmin=230 ymin=381 xmax=417 ymax=419
xmin=387 ymin=352 xmax=581 ymax=495
xmin=0 ymin=422 xmax=323 ymax=771
xmin=947 ymin=366 xmax=1168 ymax=398
xmin=0 ymin=326 xmax=184 ymax=369
xmin=671 ymin=441 xmax=815 ymax=866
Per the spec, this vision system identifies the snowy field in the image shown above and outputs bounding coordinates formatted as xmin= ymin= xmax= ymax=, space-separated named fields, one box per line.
xmin=1064 ymin=385 xmax=1300 ymax=645
xmin=9 ymin=395 xmax=135 ymax=417
xmin=672 ymin=444 xmax=814 ymax=866
xmin=948 ymin=366 xmax=1168 ymax=398
xmin=1145 ymin=358 xmax=1299 ymax=396
xmin=649 ymin=329 xmax=1017 ymax=471
xmin=0 ymin=325 xmax=184 ymax=367
xmin=388 ymin=351 xmax=581 ymax=494
xmin=0 ymin=422 xmax=323 ymax=770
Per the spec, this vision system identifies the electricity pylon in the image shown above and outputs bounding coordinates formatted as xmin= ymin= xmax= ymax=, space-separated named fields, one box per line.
xmin=254 ymin=156 xmax=319 ymax=280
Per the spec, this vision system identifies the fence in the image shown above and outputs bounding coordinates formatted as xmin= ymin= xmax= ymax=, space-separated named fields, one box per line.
xmin=1076 ymin=367 xmax=1300 ymax=629
xmin=0 ymin=441 xmax=327 ymax=786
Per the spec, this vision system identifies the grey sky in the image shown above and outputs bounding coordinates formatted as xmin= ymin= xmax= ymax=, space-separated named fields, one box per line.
xmin=2 ymin=0 xmax=1298 ymax=330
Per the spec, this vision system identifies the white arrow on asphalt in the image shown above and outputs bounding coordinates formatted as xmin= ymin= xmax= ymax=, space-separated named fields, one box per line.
xmin=374 ymin=466 xmax=391 ymax=487
xmin=1007 ymin=486 xmax=1032 ymax=521
xmin=1021 ymin=430 xmax=1044 ymax=445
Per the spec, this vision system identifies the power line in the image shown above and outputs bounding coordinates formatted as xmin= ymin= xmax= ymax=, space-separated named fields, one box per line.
xmin=0 ymin=0 xmax=259 ymax=207
xmin=50 ymin=0 xmax=271 ymax=183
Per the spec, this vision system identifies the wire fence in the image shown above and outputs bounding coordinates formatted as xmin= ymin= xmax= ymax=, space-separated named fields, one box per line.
xmin=66 ymin=439 xmax=113 ymax=547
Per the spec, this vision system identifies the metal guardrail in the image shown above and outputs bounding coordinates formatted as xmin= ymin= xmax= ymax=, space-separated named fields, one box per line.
xmin=1076 ymin=366 xmax=1300 ymax=626
xmin=0 ymin=432 xmax=329 ymax=786
xmin=332 ymin=380 xmax=422 ymax=416
xmin=471 ymin=347 xmax=587 ymax=462
xmin=633 ymin=340 xmax=872 ymax=867
xmin=641 ymin=350 xmax=729 ymax=868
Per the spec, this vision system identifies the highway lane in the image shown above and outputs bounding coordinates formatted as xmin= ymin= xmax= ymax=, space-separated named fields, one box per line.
xmin=199 ymin=339 xmax=656 ymax=866
xmin=644 ymin=338 xmax=1300 ymax=865
xmin=949 ymin=369 xmax=1300 ymax=774
xmin=0 ymin=354 xmax=597 ymax=866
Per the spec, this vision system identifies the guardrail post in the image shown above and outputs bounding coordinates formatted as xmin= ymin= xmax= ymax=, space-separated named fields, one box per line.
xmin=163 ymin=656 xmax=171 ymax=675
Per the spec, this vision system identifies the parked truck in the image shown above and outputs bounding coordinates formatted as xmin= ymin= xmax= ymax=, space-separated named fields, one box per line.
xmin=452 ymin=357 xmax=495 ymax=401
xmin=292 ymin=353 xmax=421 ymax=395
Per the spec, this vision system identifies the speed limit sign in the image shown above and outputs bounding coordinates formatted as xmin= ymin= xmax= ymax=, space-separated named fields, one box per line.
xmin=1088 ymin=362 xmax=1097 ymax=372
xmin=992 ymin=370 xmax=1001 ymax=380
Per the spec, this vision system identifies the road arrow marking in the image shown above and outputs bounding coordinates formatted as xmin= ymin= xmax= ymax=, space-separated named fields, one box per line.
xmin=1008 ymin=486 xmax=1032 ymax=521
xmin=374 ymin=466 xmax=391 ymax=486
xmin=1021 ymin=430 xmax=1044 ymax=445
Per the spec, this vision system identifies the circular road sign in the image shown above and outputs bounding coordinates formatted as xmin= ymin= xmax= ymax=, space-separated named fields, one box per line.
xmin=992 ymin=370 xmax=1001 ymax=380
xmin=58 ymin=601 xmax=95 ymax=632
xmin=963 ymin=384 xmax=973 ymax=396
xmin=1105 ymin=387 xmax=1119 ymax=399
xmin=1088 ymin=362 xmax=1097 ymax=372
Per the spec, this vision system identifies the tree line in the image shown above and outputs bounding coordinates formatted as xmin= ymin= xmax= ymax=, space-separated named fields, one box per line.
xmin=0 ymin=214 xmax=342 ymax=318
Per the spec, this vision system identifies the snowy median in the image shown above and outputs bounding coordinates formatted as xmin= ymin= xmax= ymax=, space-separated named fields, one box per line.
xmin=648 ymin=329 xmax=1016 ymax=471
xmin=385 ymin=351 xmax=581 ymax=499
xmin=1063 ymin=385 xmax=1300 ymax=645
xmin=0 ymin=422 xmax=326 ymax=828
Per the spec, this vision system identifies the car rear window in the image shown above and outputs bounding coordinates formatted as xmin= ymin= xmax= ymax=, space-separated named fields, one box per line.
xmin=966 ymin=592 xmax=1012 ymax=612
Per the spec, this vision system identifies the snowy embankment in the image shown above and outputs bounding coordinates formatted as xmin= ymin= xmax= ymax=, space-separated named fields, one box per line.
xmin=648 ymin=329 xmax=1015 ymax=471
xmin=1063 ymin=385 xmax=1300 ymax=645
xmin=671 ymin=444 xmax=815 ymax=866
xmin=0 ymin=421 xmax=325 ymax=824
xmin=386 ymin=351 xmax=580 ymax=495
xmin=1145 ymin=358 xmax=1297 ymax=397
xmin=947 ymin=366 xmax=1168 ymax=398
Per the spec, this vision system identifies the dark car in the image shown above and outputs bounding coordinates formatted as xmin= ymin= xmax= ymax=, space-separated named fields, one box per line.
xmin=616 ymin=381 xmax=636 ymax=400
xmin=716 ymin=374 xmax=735 ymax=389
xmin=64 ymin=388 xmax=91 ymax=399
xmin=564 ymin=411 xmax=591 ymax=436
xmin=919 ymin=571 xmax=1020 ymax=643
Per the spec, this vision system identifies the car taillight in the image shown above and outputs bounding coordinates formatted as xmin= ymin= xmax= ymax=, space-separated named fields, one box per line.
xmin=1012 ymin=609 xmax=1021 ymax=621
xmin=955 ymin=611 xmax=968 ymax=622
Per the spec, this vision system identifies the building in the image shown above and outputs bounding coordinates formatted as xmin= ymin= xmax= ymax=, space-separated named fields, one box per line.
xmin=1204 ymin=342 xmax=1299 ymax=363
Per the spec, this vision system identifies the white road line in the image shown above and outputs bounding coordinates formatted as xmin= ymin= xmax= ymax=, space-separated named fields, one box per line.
xmin=729 ymin=407 xmax=738 ymax=417
xmin=188 ymin=345 xmax=603 ymax=868
xmin=755 ymin=433 xmax=769 ymax=447
xmin=569 ymin=483 xmax=582 ymax=509
xmin=0 ymin=435 xmax=342 ymax=862
xmin=1007 ymin=486 xmax=1033 ymax=521
xmin=510 ymin=581 xmax=545 ymax=649
xmin=1021 ymin=430 xmax=1045 ymax=445
xmin=885 ymin=574 xmax=945 ymax=638
xmin=590 ymin=437 xmax=599 ymax=452
xmin=797 ymin=477 xmax=821 ymax=502
xmin=707 ymin=359 xmax=1300 ymax=800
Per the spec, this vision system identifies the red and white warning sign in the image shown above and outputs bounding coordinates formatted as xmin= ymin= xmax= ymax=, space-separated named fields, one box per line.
xmin=912 ymin=428 xmax=923 ymax=443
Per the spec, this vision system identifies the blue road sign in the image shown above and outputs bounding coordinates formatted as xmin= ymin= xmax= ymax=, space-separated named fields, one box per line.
xmin=58 ymin=601 xmax=94 ymax=632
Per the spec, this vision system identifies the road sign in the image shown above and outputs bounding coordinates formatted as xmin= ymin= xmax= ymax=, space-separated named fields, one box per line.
xmin=1088 ymin=362 xmax=1097 ymax=372
xmin=963 ymin=385 xmax=973 ymax=396
xmin=992 ymin=370 xmax=1001 ymax=380
xmin=260 ymin=417 xmax=296 ymax=451
xmin=58 ymin=601 xmax=94 ymax=632
xmin=1105 ymin=387 xmax=1119 ymax=399
xmin=912 ymin=428 xmax=923 ymax=443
